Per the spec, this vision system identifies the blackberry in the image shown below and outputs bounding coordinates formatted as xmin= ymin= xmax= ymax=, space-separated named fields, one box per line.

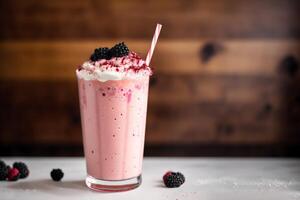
xmin=0 ymin=165 xmax=8 ymax=181
xmin=110 ymin=42 xmax=129 ymax=57
xmin=163 ymin=171 xmax=185 ymax=188
xmin=7 ymin=168 xmax=20 ymax=181
xmin=90 ymin=47 xmax=110 ymax=61
xmin=0 ymin=160 xmax=6 ymax=169
xmin=176 ymin=172 xmax=185 ymax=184
xmin=13 ymin=162 xmax=29 ymax=179
xmin=50 ymin=169 xmax=64 ymax=181
xmin=7 ymin=165 xmax=11 ymax=172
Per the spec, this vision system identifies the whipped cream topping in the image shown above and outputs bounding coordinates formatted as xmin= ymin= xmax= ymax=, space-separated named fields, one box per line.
xmin=76 ymin=52 xmax=152 ymax=82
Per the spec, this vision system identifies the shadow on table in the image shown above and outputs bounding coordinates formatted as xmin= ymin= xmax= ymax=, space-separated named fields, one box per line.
xmin=154 ymin=180 xmax=165 ymax=188
xmin=8 ymin=179 xmax=89 ymax=195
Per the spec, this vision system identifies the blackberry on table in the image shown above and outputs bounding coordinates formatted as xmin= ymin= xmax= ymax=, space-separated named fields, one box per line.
xmin=0 ymin=165 xmax=9 ymax=181
xmin=0 ymin=160 xmax=6 ymax=169
xmin=13 ymin=162 xmax=29 ymax=179
xmin=163 ymin=171 xmax=185 ymax=188
xmin=50 ymin=169 xmax=64 ymax=181
xmin=7 ymin=168 xmax=20 ymax=181
xmin=176 ymin=172 xmax=185 ymax=184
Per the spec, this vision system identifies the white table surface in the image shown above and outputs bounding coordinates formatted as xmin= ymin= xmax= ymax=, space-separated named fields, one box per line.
xmin=0 ymin=157 xmax=300 ymax=200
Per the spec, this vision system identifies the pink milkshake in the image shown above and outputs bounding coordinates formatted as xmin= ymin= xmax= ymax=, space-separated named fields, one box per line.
xmin=76 ymin=43 xmax=152 ymax=191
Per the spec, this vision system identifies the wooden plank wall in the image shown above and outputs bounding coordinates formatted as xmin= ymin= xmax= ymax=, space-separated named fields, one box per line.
xmin=0 ymin=0 xmax=300 ymax=156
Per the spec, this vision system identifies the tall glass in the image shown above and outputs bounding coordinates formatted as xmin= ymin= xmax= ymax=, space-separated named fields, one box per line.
xmin=77 ymin=73 xmax=149 ymax=192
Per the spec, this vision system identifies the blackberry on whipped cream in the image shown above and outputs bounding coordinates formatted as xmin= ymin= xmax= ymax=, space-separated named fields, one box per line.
xmin=77 ymin=42 xmax=152 ymax=82
xmin=90 ymin=42 xmax=129 ymax=62
xmin=110 ymin=42 xmax=129 ymax=57
xmin=90 ymin=47 xmax=111 ymax=61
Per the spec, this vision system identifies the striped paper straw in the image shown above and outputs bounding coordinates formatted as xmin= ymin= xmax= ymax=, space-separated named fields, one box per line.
xmin=146 ymin=23 xmax=162 ymax=66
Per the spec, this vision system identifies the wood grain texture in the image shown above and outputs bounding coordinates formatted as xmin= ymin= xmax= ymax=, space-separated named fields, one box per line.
xmin=1 ymin=40 xmax=300 ymax=81
xmin=0 ymin=0 xmax=299 ymax=39
xmin=1 ymin=39 xmax=300 ymax=146
xmin=0 ymin=0 xmax=300 ymax=155
xmin=1 ymin=74 xmax=298 ymax=146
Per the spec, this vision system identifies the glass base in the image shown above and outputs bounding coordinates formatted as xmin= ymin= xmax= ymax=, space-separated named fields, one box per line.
xmin=85 ymin=174 xmax=142 ymax=192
